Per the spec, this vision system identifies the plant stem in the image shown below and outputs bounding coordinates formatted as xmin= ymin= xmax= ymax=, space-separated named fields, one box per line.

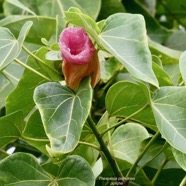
xmin=180 ymin=176 xmax=186 ymax=186
xmin=151 ymin=159 xmax=168 ymax=184
xmin=0 ymin=148 xmax=9 ymax=157
xmin=78 ymin=141 xmax=101 ymax=151
xmin=100 ymin=103 xmax=149 ymax=137
xmin=126 ymin=131 xmax=160 ymax=179
xmin=15 ymin=58 xmax=52 ymax=81
xmin=21 ymin=135 xmax=49 ymax=142
xmin=22 ymin=45 xmax=61 ymax=78
xmin=87 ymin=115 xmax=127 ymax=185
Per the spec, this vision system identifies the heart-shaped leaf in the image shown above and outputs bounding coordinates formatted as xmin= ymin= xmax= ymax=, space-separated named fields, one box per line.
xmin=151 ymin=87 xmax=186 ymax=153
xmin=106 ymin=81 xmax=157 ymax=130
xmin=111 ymin=123 xmax=150 ymax=163
xmin=0 ymin=21 xmax=32 ymax=70
xmin=99 ymin=13 xmax=159 ymax=87
xmin=34 ymin=78 xmax=92 ymax=155
xmin=0 ymin=153 xmax=95 ymax=186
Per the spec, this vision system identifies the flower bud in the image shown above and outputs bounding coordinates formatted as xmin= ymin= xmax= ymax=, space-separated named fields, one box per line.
xmin=59 ymin=26 xmax=100 ymax=90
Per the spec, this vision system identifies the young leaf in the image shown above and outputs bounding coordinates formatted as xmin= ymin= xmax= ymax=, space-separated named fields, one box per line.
xmin=151 ymin=87 xmax=186 ymax=153
xmin=111 ymin=123 xmax=150 ymax=163
xmin=34 ymin=78 xmax=93 ymax=156
xmin=152 ymin=62 xmax=173 ymax=86
xmin=65 ymin=7 xmax=101 ymax=43
xmin=99 ymin=13 xmax=159 ymax=87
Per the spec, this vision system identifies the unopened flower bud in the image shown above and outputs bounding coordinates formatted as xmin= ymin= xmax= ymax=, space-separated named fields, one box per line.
xmin=59 ymin=26 xmax=100 ymax=90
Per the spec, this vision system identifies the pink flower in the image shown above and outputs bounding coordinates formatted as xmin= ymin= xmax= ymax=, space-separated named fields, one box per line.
xmin=59 ymin=26 xmax=100 ymax=90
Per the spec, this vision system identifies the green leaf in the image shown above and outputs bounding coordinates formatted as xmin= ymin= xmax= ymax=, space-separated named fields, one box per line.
xmin=138 ymin=138 xmax=168 ymax=166
xmin=57 ymin=155 xmax=95 ymax=186
xmin=106 ymin=81 xmax=157 ymax=130
xmin=98 ymin=0 xmax=126 ymax=20
xmin=6 ymin=47 xmax=54 ymax=117
xmin=99 ymin=13 xmax=158 ymax=87
xmin=172 ymin=148 xmax=186 ymax=171
xmin=100 ymin=57 xmax=122 ymax=83
xmin=179 ymin=51 xmax=186 ymax=84
xmin=151 ymin=87 xmax=186 ymax=153
xmin=152 ymin=62 xmax=173 ymax=86
xmin=106 ymin=81 xmax=149 ymax=116
xmin=149 ymin=38 xmax=182 ymax=65
xmin=3 ymin=0 xmax=37 ymax=16
xmin=164 ymin=64 xmax=180 ymax=85
xmin=0 ymin=111 xmax=24 ymax=148
xmin=0 ymin=16 xmax=56 ymax=44
xmin=0 ymin=21 xmax=32 ymax=70
xmin=6 ymin=47 xmax=60 ymax=153
xmin=111 ymin=123 xmax=150 ymax=163
xmin=34 ymin=78 xmax=93 ymax=155
xmin=37 ymin=0 xmax=101 ymax=20
xmin=122 ymin=0 xmax=170 ymax=43
xmin=0 ymin=153 xmax=95 ymax=186
xmin=0 ymin=69 xmax=21 ymax=101
xmin=165 ymin=30 xmax=186 ymax=51
xmin=0 ymin=153 xmax=52 ymax=186
xmin=136 ymin=0 xmax=156 ymax=16
xmin=22 ymin=110 xmax=49 ymax=155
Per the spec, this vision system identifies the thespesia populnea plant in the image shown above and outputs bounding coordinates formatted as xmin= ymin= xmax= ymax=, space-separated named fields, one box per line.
xmin=0 ymin=1 xmax=186 ymax=186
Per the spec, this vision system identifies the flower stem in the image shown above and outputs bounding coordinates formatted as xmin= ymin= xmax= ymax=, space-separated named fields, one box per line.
xmin=100 ymin=103 xmax=149 ymax=137
xmin=14 ymin=58 xmax=52 ymax=81
xmin=151 ymin=159 xmax=167 ymax=184
xmin=87 ymin=115 xmax=127 ymax=185
xmin=125 ymin=131 xmax=160 ymax=179
xmin=78 ymin=141 xmax=101 ymax=151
